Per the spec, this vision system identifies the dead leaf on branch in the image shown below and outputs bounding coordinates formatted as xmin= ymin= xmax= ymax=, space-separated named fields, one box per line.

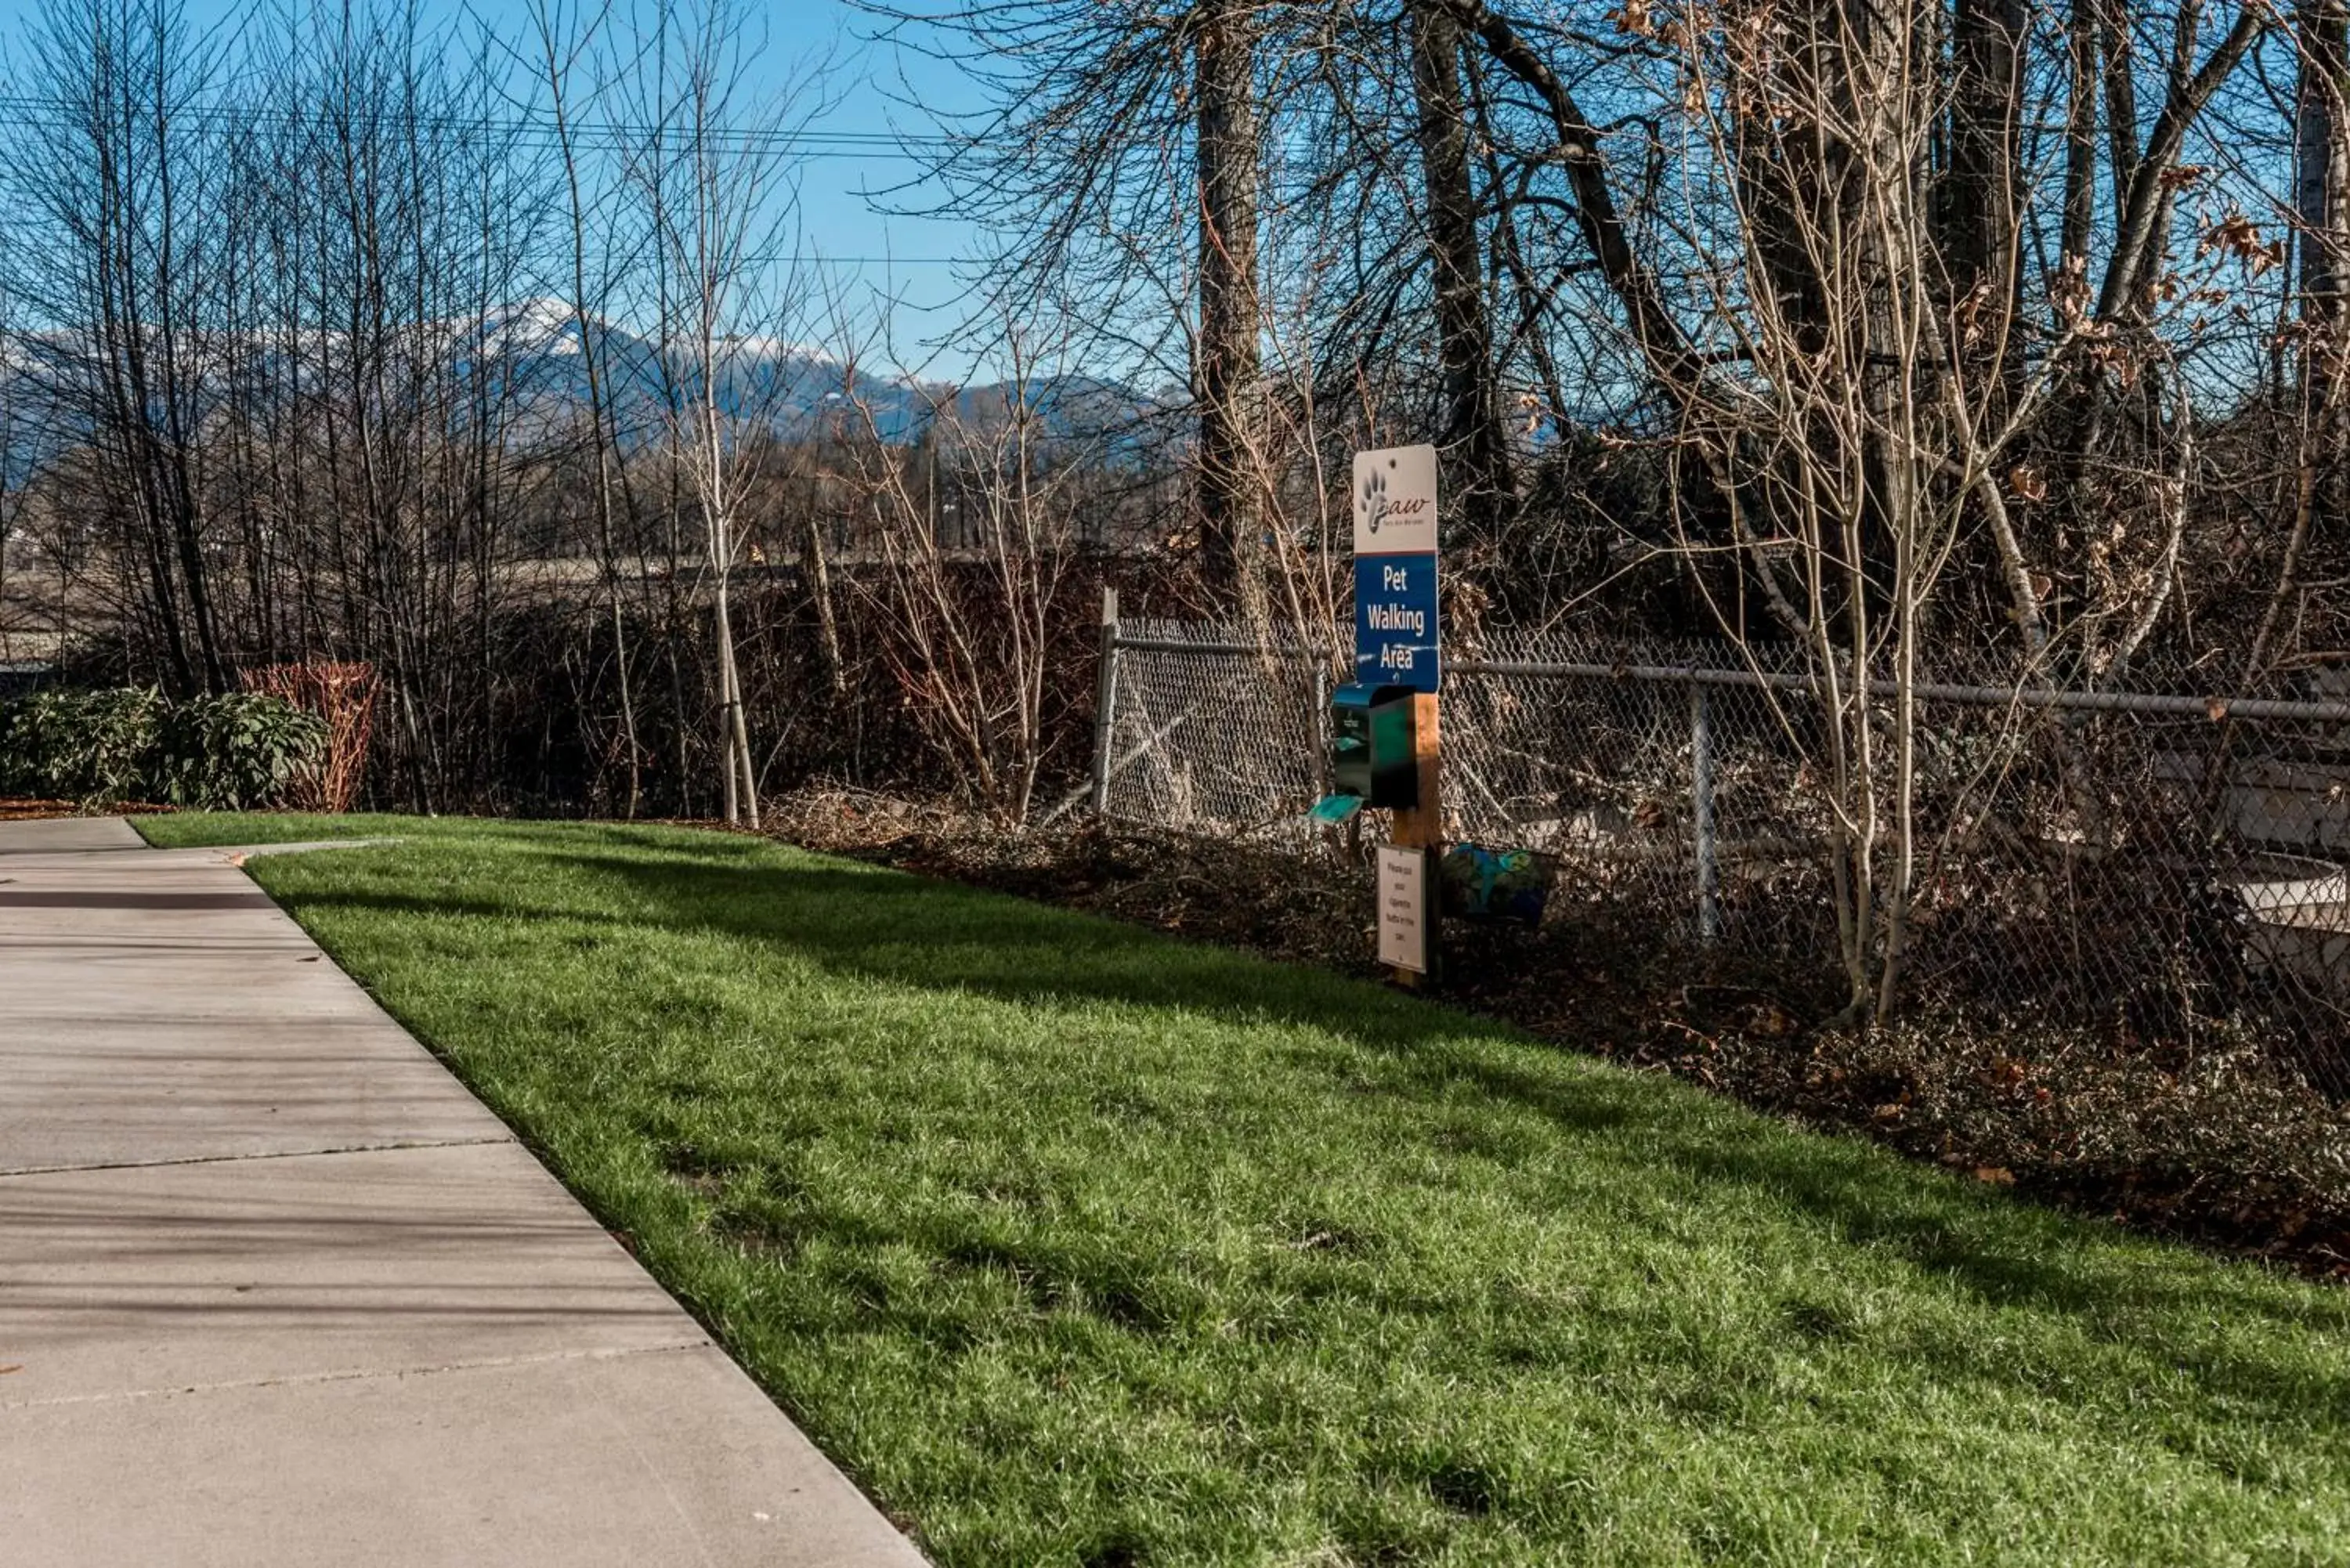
xmin=2007 ymin=464 xmax=2048 ymax=503
xmin=2050 ymin=253 xmax=2092 ymax=325
xmin=1609 ymin=0 xmax=1658 ymax=34
xmin=2200 ymin=211 xmax=2286 ymax=278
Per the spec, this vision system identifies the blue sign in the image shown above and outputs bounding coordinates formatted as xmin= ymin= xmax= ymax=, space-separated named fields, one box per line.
xmin=1355 ymin=552 xmax=1440 ymax=691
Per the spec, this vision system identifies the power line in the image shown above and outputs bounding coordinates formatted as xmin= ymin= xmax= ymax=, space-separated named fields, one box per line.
xmin=0 ymin=93 xmax=955 ymax=159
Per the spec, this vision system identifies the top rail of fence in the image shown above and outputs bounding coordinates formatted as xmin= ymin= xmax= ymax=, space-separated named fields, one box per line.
xmin=1109 ymin=634 xmax=1332 ymax=663
xmin=1108 ymin=623 xmax=2350 ymax=724
xmin=1455 ymin=658 xmax=2350 ymax=724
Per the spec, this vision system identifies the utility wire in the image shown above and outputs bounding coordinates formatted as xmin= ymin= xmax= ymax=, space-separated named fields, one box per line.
xmin=0 ymin=92 xmax=952 ymax=158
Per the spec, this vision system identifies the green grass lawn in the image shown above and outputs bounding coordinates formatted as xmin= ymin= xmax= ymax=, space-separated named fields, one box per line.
xmin=143 ymin=814 xmax=2350 ymax=1566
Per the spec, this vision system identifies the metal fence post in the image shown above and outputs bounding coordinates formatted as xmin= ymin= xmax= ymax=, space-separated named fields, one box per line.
xmin=1310 ymin=661 xmax=1332 ymax=800
xmin=1089 ymin=586 xmax=1120 ymax=817
xmin=1691 ymin=679 xmax=1721 ymax=944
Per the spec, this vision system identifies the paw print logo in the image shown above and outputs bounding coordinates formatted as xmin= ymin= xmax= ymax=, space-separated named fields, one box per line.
xmin=1359 ymin=465 xmax=1387 ymax=534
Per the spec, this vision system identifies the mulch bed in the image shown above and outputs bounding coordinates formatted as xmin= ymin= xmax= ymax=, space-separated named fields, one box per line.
xmin=765 ymin=788 xmax=2350 ymax=1284
xmin=0 ymin=799 xmax=174 ymax=821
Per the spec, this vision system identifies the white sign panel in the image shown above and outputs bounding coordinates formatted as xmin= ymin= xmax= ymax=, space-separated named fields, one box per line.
xmin=1376 ymin=844 xmax=1431 ymax=973
xmin=1353 ymin=444 xmax=1438 ymax=556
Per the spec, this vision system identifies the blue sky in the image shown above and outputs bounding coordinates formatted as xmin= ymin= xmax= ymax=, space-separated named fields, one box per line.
xmin=0 ymin=0 xmax=1001 ymax=376
xmin=761 ymin=1 xmax=993 ymax=375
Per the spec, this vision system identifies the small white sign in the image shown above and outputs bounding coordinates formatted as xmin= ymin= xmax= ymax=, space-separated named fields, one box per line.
xmin=1353 ymin=445 xmax=1438 ymax=556
xmin=1376 ymin=844 xmax=1431 ymax=974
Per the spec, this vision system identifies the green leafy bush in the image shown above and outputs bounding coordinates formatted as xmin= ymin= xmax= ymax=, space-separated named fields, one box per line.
xmin=0 ymin=688 xmax=166 ymax=803
xmin=155 ymin=694 xmax=331 ymax=810
xmin=0 ymin=687 xmax=327 ymax=809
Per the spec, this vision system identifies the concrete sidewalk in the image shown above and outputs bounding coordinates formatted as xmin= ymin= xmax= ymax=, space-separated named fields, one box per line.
xmin=0 ymin=818 xmax=928 ymax=1566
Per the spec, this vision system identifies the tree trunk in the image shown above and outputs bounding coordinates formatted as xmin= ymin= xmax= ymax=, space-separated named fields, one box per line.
xmin=1408 ymin=1 xmax=1515 ymax=554
xmin=2062 ymin=0 xmax=2100 ymax=265
xmin=804 ymin=509 xmax=847 ymax=697
xmin=2255 ymin=0 xmax=2350 ymax=671
xmin=2296 ymin=0 xmax=2350 ymax=356
xmin=1192 ymin=0 xmax=1267 ymax=631
xmin=1943 ymin=0 xmax=2027 ymax=375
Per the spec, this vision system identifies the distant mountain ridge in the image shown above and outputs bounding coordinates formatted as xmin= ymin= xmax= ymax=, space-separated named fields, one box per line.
xmin=0 ymin=297 xmax=1167 ymax=468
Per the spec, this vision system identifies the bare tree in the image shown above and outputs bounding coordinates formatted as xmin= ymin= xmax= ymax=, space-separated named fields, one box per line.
xmin=530 ymin=0 xmax=644 ymax=816
xmin=840 ymin=323 xmax=1090 ymax=825
xmin=613 ymin=0 xmax=825 ymax=826
xmin=9 ymin=0 xmax=237 ymax=693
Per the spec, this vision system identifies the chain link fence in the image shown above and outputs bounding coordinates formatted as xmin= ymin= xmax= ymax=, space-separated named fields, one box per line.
xmin=1094 ymin=614 xmax=2350 ymax=1096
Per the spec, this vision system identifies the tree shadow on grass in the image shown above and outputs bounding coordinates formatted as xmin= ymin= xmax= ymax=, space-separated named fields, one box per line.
xmin=267 ymin=839 xmax=2350 ymax=1437
xmin=289 ymin=844 xmax=1478 ymax=1053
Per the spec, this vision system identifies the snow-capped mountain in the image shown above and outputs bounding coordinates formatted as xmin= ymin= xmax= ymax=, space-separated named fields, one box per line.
xmin=464 ymin=298 xmax=1169 ymax=454
xmin=0 ymin=298 xmax=1166 ymax=469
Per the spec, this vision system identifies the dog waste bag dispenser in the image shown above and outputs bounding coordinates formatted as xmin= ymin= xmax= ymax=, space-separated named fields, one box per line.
xmin=1330 ymin=683 xmax=1419 ymax=811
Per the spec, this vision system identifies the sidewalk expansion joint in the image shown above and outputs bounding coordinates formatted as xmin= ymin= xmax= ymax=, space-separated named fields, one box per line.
xmin=0 ymin=1340 xmax=714 ymax=1415
xmin=0 ymin=1135 xmax=515 ymax=1180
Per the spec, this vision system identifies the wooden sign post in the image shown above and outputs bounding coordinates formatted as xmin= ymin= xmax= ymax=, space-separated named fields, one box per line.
xmin=1352 ymin=445 xmax=1441 ymax=984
